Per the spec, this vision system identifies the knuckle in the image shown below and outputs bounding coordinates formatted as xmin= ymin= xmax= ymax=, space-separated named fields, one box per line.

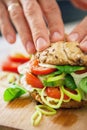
xmin=32 ymin=23 xmax=46 ymax=36
xmin=24 ymin=1 xmax=36 ymax=16
xmin=10 ymin=6 xmax=23 ymax=19
xmin=44 ymin=3 xmax=58 ymax=14
xmin=32 ymin=28 xmax=48 ymax=42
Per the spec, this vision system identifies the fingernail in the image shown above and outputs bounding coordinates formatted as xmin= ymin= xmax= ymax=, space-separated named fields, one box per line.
xmin=68 ymin=33 xmax=79 ymax=41
xmin=80 ymin=41 xmax=87 ymax=52
xmin=6 ymin=34 xmax=15 ymax=43
xmin=36 ymin=37 xmax=50 ymax=51
xmin=51 ymin=32 xmax=63 ymax=41
xmin=26 ymin=41 xmax=36 ymax=54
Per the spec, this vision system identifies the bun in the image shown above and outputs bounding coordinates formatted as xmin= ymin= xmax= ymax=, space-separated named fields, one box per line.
xmin=31 ymin=90 xmax=87 ymax=108
xmin=35 ymin=42 xmax=87 ymax=66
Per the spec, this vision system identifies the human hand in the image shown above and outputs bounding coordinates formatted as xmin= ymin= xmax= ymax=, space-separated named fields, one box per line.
xmin=71 ymin=0 xmax=87 ymax=11
xmin=67 ymin=16 xmax=87 ymax=53
xmin=1 ymin=0 xmax=64 ymax=54
xmin=67 ymin=0 xmax=87 ymax=53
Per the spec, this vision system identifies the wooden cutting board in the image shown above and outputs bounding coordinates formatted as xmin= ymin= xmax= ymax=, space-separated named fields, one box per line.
xmin=0 ymin=79 xmax=87 ymax=130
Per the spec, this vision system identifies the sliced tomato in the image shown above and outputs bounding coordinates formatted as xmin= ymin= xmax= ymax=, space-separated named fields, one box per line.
xmin=75 ymin=69 xmax=87 ymax=74
xmin=2 ymin=60 xmax=20 ymax=73
xmin=46 ymin=87 xmax=70 ymax=100
xmin=46 ymin=87 xmax=61 ymax=99
xmin=30 ymin=59 xmax=56 ymax=75
xmin=26 ymin=72 xmax=44 ymax=88
xmin=9 ymin=53 xmax=30 ymax=63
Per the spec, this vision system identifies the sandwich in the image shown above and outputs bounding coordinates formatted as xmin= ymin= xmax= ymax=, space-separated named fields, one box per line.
xmin=18 ymin=41 xmax=87 ymax=109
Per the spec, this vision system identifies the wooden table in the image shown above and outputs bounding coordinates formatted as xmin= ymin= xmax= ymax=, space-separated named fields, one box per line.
xmin=0 ymin=81 xmax=87 ymax=130
xmin=0 ymin=22 xmax=87 ymax=130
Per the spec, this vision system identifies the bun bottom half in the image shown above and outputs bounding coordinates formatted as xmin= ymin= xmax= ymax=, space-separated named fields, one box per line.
xmin=31 ymin=90 xmax=87 ymax=108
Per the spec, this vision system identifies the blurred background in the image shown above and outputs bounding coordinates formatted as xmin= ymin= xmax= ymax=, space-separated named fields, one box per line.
xmin=57 ymin=0 xmax=87 ymax=23
xmin=0 ymin=0 xmax=87 ymax=61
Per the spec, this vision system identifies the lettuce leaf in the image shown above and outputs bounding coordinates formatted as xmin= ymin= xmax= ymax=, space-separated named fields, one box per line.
xmin=79 ymin=77 xmax=87 ymax=93
xmin=65 ymin=74 xmax=77 ymax=90
xmin=55 ymin=65 xmax=84 ymax=73
xmin=71 ymin=72 xmax=87 ymax=87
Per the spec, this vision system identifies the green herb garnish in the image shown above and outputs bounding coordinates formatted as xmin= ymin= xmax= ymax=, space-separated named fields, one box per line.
xmin=3 ymin=83 xmax=27 ymax=101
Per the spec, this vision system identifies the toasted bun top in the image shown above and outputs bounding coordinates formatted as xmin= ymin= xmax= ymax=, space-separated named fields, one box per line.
xmin=35 ymin=42 xmax=87 ymax=66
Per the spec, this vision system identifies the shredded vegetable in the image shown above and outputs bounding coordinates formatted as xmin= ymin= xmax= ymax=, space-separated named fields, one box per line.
xmin=63 ymin=98 xmax=71 ymax=103
xmin=41 ymin=87 xmax=64 ymax=109
xmin=46 ymin=73 xmax=65 ymax=82
xmin=61 ymin=86 xmax=81 ymax=102
xmin=40 ymin=73 xmax=65 ymax=87
xmin=31 ymin=104 xmax=57 ymax=126
xmin=31 ymin=110 xmax=42 ymax=126
xmin=46 ymin=97 xmax=59 ymax=103
xmin=45 ymin=92 xmax=71 ymax=103
xmin=35 ymin=105 xmax=56 ymax=116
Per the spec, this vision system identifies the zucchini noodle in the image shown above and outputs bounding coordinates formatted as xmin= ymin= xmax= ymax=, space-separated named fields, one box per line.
xmin=31 ymin=110 xmax=42 ymax=126
xmin=61 ymin=86 xmax=82 ymax=102
xmin=46 ymin=94 xmax=71 ymax=103
xmin=40 ymin=87 xmax=64 ymax=109
xmin=47 ymin=97 xmax=59 ymax=103
xmin=63 ymin=98 xmax=71 ymax=103
xmin=35 ymin=105 xmax=56 ymax=116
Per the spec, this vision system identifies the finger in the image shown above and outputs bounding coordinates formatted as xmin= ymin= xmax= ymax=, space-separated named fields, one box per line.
xmin=67 ymin=17 xmax=87 ymax=43
xmin=20 ymin=0 xmax=50 ymax=51
xmin=71 ymin=0 xmax=87 ymax=11
xmin=4 ymin=0 xmax=36 ymax=54
xmin=80 ymin=35 xmax=87 ymax=53
xmin=38 ymin=0 xmax=64 ymax=43
xmin=0 ymin=1 xmax=16 ymax=43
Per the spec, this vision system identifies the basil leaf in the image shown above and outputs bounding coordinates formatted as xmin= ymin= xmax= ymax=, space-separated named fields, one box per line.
xmin=65 ymin=74 xmax=77 ymax=90
xmin=79 ymin=77 xmax=87 ymax=93
xmin=55 ymin=65 xmax=84 ymax=73
xmin=3 ymin=84 xmax=27 ymax=101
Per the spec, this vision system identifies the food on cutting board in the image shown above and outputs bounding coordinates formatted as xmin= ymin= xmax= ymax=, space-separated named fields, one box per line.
xmin=2 ymin=42 xmax=87 ymax=126
xmin=0 ymin=52 xmax=30 ymax=100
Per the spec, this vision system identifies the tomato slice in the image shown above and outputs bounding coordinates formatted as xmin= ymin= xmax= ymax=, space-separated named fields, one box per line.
xmin=2 ymin=60 xmax=20 ymax=73
xmin=9 ymin=53 xmax=30 ymax=63
xmin=26 ymin=72 xmax=44 ymax=88
xmin=46 ymin=87 xmax=70 ymax=100
xmin=30 ymin=59 xmax=56 ymax=75
xmin=75 ymin=69 xmax=87 ymax=74
xmin=46 ymin=87 xmax=61 ymax=99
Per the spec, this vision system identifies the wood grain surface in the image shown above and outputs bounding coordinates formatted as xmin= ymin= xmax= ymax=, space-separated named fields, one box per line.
xmin=0 ymin=78 xmax=87 ymax=130
xmin=0 ymin=29 xmax=87 ymax=130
